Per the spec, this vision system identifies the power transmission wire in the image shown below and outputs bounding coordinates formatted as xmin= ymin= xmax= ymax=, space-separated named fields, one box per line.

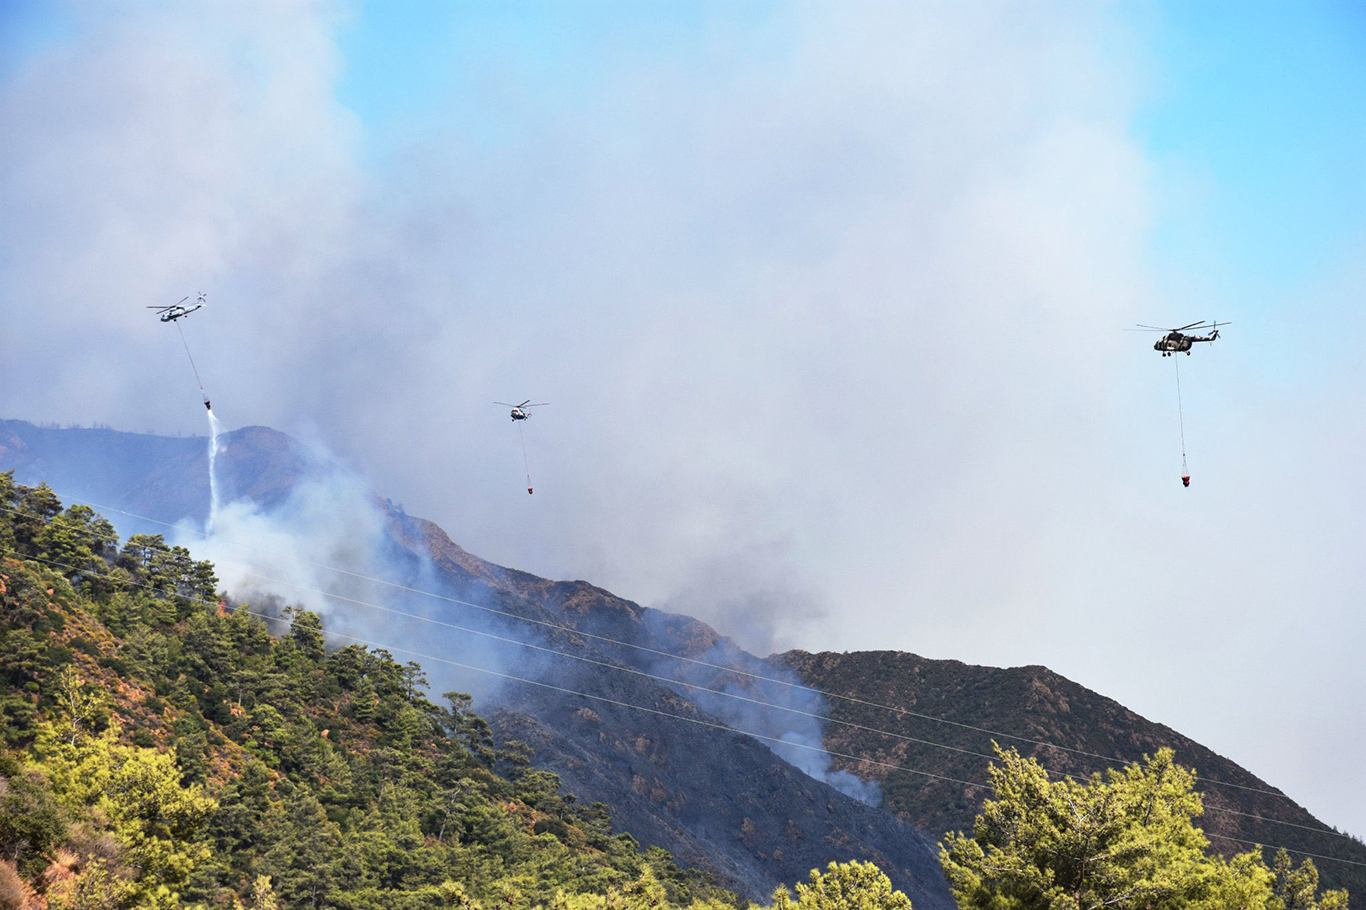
xmin=7 ymin=548 xmax=1366 ymax=871
xmin=5 ymin=545 xmax=1361 ymax=855
xmin=139 ymin=552 xmax=1366 ymax=841
xmin=63 ymin=498 xmax=1300 ymax=802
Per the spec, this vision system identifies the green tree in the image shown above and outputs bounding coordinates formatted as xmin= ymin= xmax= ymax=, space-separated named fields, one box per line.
xmin=0 ymin=760 xmax=67 ymax=876
xmin=940 ymin=747 xmax=1349 ymax=910
xmin=10 ymin=483 xmax=63 ymax=554
xmin=31 ymin=722 xmax=217 ymax=908
xmin=36 ymin=503 xmax=118 ymax=592
xmin=0 ymin=471 xmax=18 ymax=551
xmin=942 ymin=747 xmax=1212 ymax=909
xmin=768 ymin=861 xmax=912 ymax=910
xmin=1270 ymin=849 xmax=1349 ymax=910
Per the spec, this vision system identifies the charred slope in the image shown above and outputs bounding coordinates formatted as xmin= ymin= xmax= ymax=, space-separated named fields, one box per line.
xmin=388 ymin=512 xmax=953 ymax=906
xmin=776 ymin=649 xmax=1366 ymax=903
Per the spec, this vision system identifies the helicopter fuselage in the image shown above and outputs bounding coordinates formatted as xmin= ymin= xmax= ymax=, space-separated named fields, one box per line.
xmin=1155 ymin=331 xmax=1217 ymax=356
xmin=158 ymin=305 xmax=202 ymax=322
xmin=509 ymin=409 xmax=529 ymax=420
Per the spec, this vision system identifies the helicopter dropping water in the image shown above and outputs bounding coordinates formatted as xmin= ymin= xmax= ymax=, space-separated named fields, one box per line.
xmin=152 ymin=293 xmax=220 ymax=525
xmin=148 ymin=293 xmax=207 ymax=323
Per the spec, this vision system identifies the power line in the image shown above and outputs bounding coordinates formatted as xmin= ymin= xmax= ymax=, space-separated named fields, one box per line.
xmin=1207 ymin=833 xmax=1366 ymax=872
xmin=4 ymin=546 xmax=1359 ymax=852
xmin=63 ymin=497 xmax=1296 ymax=802
xmin=166 ymin=554 xmax=1006 ymax=767
xmin=6 ymin=549 xmax=1365 ymax=871
xmin=145 ymin=553 xmax=1366 ymax=842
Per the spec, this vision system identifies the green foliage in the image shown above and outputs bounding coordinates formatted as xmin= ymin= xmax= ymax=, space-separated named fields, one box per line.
xmin=767 ymin=861 xmax=913 ymax=910
xmin=0 ymin=758 xmax=68 ymax=877
xmin=0 ymin=484 xmax=743 ymax=909
xmin=1270 ymin=849 xmax=1350 ymax=910
xmin=939 ymin=745 xmax=1349 ymax=910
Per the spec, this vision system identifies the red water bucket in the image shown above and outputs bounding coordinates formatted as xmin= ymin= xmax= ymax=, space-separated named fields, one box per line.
xmin=1181 ymin=474 xmax=1190 ymax=488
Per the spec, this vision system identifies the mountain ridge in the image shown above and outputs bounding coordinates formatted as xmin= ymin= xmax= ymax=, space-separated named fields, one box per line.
xmin=774 ymin=648 xmax=1366 ymax=902
xmin=3 ymin=416 xmax=1361 ymax=906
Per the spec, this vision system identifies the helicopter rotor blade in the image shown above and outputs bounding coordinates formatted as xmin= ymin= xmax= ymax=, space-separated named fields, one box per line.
xmin=1174 ymin=321 xmax=1207 ymax=332
xmin=494 ymin=402 xmax=519 ymax=407
xmin=524 ymin=402 xmax=549 ymax=407
xmin=518 ymin=400 xmax=532 ymax=408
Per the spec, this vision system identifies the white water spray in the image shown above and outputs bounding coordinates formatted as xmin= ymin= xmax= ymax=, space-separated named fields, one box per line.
xmin=207 ymin=408 xmax=222 ymax=533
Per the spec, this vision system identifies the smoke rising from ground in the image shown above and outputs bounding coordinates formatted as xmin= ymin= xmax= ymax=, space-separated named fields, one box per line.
xmin=177 ymin=441 xmax=879 ymax=802
xmin=638 ymin=632 xmax=885 ymax=805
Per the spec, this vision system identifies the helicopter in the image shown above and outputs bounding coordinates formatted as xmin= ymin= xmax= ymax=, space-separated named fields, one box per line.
xmin=1132 ymin=320 xmax=1230 ymax=356
xmin=496 ymin=400 xmax=548 ymax=421
xmin=149 ymin=293 xmax=207 ymax=322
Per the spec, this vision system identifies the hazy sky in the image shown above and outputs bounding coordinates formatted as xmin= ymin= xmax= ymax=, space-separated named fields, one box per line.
xmin=2 ymin=1 xmax=1364 ymax=841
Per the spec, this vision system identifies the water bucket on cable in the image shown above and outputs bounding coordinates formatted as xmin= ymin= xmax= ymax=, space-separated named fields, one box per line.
xmin=1181 ymin=473 xmax=1190 ymax=488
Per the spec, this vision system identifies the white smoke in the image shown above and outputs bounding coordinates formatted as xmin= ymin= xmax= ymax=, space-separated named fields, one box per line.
xmin=184 ymin=464 xmax=391 ymax=632
xmin=174 ymin=429 xmax=886 ymax=804
xmin=170 ymin=438 xmax=534 ymax=704
xmin=773 ymin=731 xmax=882 ymax=807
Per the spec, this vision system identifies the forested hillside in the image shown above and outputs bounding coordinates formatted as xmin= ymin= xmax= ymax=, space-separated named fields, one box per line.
xmin=776 ymin=649 xmax=1366 ymax=905
xmin=0 ymin=420 xmax=957 ymax=907
xmin=0 ymin=474 xmax=762 ymax=909
xmin=3 ymin=424 xmax=1361 ymax=910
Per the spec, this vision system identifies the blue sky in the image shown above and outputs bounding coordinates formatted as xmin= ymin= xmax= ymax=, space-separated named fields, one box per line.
xmin=1139 ymin=2 xmax=1366 ymax=305
xmin=2 ymin=0 xmax=1365 ymax=849
xmin=335 ymin=2 xmax=785 ymax=157
xmin=7 ymin=0 xmax=1361 ymax=302
xmin=324 ymin=0 xmax=1366 ymax=366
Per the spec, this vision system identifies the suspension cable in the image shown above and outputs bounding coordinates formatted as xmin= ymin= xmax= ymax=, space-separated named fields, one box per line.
xmin=1174 ymin=354 xmax=1187 ymax=474
xmin=175 ymin=321 xmax=209 ymax=405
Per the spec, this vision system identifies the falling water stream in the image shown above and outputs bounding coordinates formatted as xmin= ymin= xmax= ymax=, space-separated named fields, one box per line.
xmin=207 ymin=408 xmax=221 ymax=533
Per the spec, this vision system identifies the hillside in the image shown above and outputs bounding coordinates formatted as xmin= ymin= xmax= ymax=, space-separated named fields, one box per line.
xmin=0 ymin=419 xmax=310 ymax=530
xmin=2 ymin=417 xmax=1361 ymax=907
xmin=0 ymin=476 xmax=740 ymax=909
xmin=775 ymin=649 xmax=1366 ymax=903
xmin=0 ymin=419 xmax=955 ymax=907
